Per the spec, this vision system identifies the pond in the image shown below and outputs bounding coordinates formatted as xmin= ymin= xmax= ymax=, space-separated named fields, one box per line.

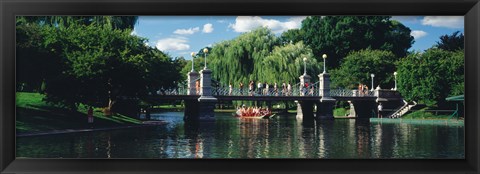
xmin=16 ymin=112 xmax=464 ymax=158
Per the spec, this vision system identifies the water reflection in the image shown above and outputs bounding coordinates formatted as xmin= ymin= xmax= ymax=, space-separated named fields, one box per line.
xmin=16 ymin=112 xmax=464 ymax=159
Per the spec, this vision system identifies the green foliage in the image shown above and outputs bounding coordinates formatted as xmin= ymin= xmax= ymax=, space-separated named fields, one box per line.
xmin=202 ymin=28 xmax=320 ymax=87
xmin=18 ymin=16 xmax=138 ymax=30
xmin=333 ymin=108 xmax=348 ymax=116
xmin=396 ymin=49 xmax=464 ymax=107
xmin=208 ymin=28 xmax=280 ymax=86
xmin=301 ymin=16 xmax=413 ymax=69
xmin=402 ymin=109 xmax=452 ymax=119
xmin=16 ymin=16 xmax=178 ymax=109
xmin=180 ymin=55 xmax=207 ymax=77
xmin=435 ymin=31 xmax=464 ymax=51
xmin=280 ymin=29 xmax=304 ymax=44
xmin=331 ymin=49 xmax=397 ymax=89
xmin=261 ymin=41 xmax=320 ymax=83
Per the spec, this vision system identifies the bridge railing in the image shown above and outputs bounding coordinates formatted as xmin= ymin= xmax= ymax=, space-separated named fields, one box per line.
xmin=159 ymin=87 xmax=188 ymax=95
xmin=330 ymin=89 xmax=375 ymax=97
xmin=154 ymin=87 xmax=376 ymax=97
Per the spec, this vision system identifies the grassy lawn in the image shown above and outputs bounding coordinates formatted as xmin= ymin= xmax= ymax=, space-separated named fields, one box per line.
xmin=16 ymin=92 xmax=142 ymax=134
xmin=402 ymin=109 xmax=453 ymax=119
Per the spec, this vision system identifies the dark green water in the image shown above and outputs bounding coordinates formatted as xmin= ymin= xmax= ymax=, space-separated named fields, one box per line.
xmin=16 ymin=112 xmax=464 ymax=158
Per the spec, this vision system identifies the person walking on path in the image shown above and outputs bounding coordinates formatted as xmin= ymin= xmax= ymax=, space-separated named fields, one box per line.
xmin=87 ymin=106 xmax=94 ymax=127
xmin=377 ymin=103 xmax=383 ymax=118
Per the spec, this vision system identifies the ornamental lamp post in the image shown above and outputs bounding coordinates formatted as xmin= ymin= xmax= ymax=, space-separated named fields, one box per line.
xmin=203 ymin=48 xmax=209 ymax=70
xmin=370 ymin=73 xmax=375 ymax=91
xmin=322 ymin=54 xmax=327 ymax=73
xmin=190 ymin=52 xmax=196 ymax=72
xmin=394 ymin=71 xmax=398 ymax=91
xmin=303 ymin=57 xmax=307 ymax=75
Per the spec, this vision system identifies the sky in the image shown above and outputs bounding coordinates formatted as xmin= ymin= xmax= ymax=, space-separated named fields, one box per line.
xmin=132 ymin=16 xmax=464 ymax=60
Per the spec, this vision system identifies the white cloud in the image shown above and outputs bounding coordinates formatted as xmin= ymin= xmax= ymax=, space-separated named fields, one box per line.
xmin=421 ymin=16 xmax=464 ymax=29
xmin=229 ymin=16 xmax=307 ymax=33
xmin=411 ymin=30 xmax=428 ymax=39
xmin=203 ymin=23 xmax=214 ymax=33
xmin=173 ymin=27 xmax=200 ymax=35
xmin=155 ymin=37 xmax=190 ymax=51
xmin=391 ymin=16 xmax=421 ymax=23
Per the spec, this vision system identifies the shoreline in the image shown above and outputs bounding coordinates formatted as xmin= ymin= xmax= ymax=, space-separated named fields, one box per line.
xmin=369 ymin=118 xmax=464 ymax=126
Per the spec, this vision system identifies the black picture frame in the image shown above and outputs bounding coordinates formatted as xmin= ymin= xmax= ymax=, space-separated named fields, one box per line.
xmin=1 ymin=0 xmax=479 ymax=173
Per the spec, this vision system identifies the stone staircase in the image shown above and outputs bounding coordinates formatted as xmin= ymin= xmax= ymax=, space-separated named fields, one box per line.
xmin=389 ymin=100 xmax=417 ymax=118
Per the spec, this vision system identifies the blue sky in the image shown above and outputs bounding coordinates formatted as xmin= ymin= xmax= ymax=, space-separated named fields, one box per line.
xmin=133 ymin=16 xmax=464 ymax=60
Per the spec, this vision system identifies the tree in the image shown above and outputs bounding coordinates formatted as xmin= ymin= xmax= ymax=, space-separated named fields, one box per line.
xmin=280 ymin=29 xmax=304 ymax=45
xmin=16 ymin=16 xmax=178 ymax=111
xmin=300 ymin=16 xmax=414 ymax=69
xmin=330 ymin=49 xmax=397 ymax=89
xmin=395 ymin=49 xmax=464 ymax=107
xmin=435 ymin=31 xmax=464 ymax=51
xmin=207 ymin=27 xmax=280 ymax=86
xmin=20 ymin=16 xmax=138 ymax=30
xmin=260 ymin=41 xmax=321 ymax=84
xmin=180 ymin=55 xmax=206 ymax=78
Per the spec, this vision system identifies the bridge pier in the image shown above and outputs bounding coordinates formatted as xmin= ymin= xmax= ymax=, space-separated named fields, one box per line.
xmin=296 ymin=100 xmax=315 ymax=120
xmin=197 ymin=68 xmax=217 ymax=121
xmin=297 ymin=73 xmax=314 ymax=120
xmin=183 ymin=68 xmax=217 ymax=122
xmin=316 ymin=99 xmax=335 ymax=119
xmin=184 ymin=99 xmax=200 ymax=121
xmin=350 ymin=100 xmax=377 ymax=118
xmin=317 ymin=72 xmax=336 ymax=119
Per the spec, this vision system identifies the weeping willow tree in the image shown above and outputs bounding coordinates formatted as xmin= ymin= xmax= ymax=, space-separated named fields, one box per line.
xmin=209 ymin=27 xmax=280 ymax=87
xmin=259 ymin=41 xmax=321 ymax=84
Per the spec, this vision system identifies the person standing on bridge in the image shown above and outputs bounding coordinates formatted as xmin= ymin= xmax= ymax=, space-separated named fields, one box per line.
xmin=274 ymin=82 xmax=278 ymax=96
xmin=282 ymin=82 xmax=286 ymax=96
xmin=265 ymin=83 xmax=270 ymax=96
xmin=229 ymin=82 xmax=233 ymax=96
xmin=287 ymin=83 xmax=292 ymax=96
xmin=303 ymin=82 xmax=309 ymax=96
xmin=358 ymin=83 xmax=363 ymax=96
xmin=263 ymin=82 xmax=267 ymax=95
xmin=378 ymin=103 xmax=383 ymax=118
xmin=249 ymin=81 xmax=254 ymax=96
xmin=257 ymin=82 xmax=262 ymax=95
xmin=309 ymin=85 xmax=314 ymax=96
xmin=364 ymin=85 xmax=369 ymax=95
xmin=196 ymin=80 xmax=200 ymax=95
xmin=239 ymin=82 xmax=244 ymax=96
